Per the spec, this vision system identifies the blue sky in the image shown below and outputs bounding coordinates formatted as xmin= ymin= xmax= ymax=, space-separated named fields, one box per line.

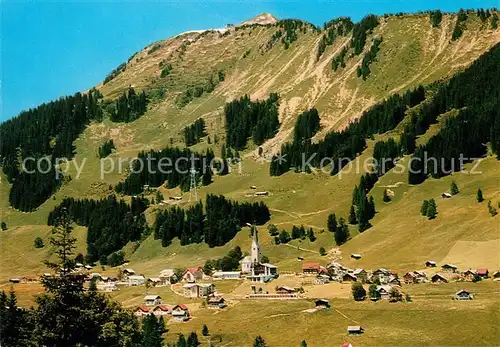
xmin=1 ymin=0 xmax=496 ymax=122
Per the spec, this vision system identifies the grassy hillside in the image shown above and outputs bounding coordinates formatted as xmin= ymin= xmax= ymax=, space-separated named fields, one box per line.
xmin=1 ymin=11 xmax=500 ymax=284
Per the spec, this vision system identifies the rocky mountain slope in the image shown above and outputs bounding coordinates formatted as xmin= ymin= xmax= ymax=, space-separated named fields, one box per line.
xmin=1 ymin=10 xmax=500 ymax=281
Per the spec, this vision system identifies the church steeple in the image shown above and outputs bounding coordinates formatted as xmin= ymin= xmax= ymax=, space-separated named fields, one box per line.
xmin=251 ymin=225 xmax=262 ymax=264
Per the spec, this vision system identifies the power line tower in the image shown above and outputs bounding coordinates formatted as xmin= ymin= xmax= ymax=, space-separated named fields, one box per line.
xmin=189 ymin=166 xmax=198 ymax=202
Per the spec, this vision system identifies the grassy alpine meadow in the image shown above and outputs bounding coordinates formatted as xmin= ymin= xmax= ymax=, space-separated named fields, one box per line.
xmin=162 ymin=281 xmax=499 ymax=346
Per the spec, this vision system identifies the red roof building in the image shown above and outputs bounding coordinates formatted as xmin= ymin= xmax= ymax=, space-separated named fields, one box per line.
xmin=477 ymin=268 xmax=489 ymax=277
xmin=302 ymin=263 xmax=321 ymax=274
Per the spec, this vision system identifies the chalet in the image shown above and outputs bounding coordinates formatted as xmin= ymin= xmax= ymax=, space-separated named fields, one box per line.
xmin=476 ymin=268 xmax=489 ymax=278
xmin=315 ymin=299 xmax=330 ymax=309
xmin=152 ymin=305 xmax=171 ymax=316
xmin=347 ymin=326 xmax=364 ymax=334
xmin=441 ymin=192 xmax=452 ymax=198
xmin=454 ymin=289 xmax=473 ymax=300
xmin=127 ymin=275 xmax=145 ymax=286
xmin=342 ymin=273 xmax=357 ymax=282
xmin=388 ymin=275 xmax=401 ymax=286
xmin=302 ymin=263 xmax=321 ymax=275
xmin=403 ymin=271 xmax=427 ymax=284
xmin=123 ymin=268 xmax=136 ymax=276
xmin=134 ymin=305 xmax=151 ymax=317
xmin=376 ymin=285 xmax=393 ymax=300
xmin=371 ymin=268 xmax=391 ymax=284
xmin=425 ymin=260 xmax=437 ymax=267
xmin=431 ymin=273 xmax=448 ymax=283
xmin=182 ymin=283 xmax=215 ymax=298
xmin=144 ymin=295 xmax=162 ymax=306
xmin=314 ymin=274 xmax=331 ymax=285
xmin=350 ymin=254 xmax=361 ymax=260
xmin=96 ymin=281 xmax=118 ymax=292
xmin=326 ymin=261 xmax=346 ymax=281
xmin=441 ymin=264 xmax=458 ymax=273
xmin=170 ymin=304 xmax=190 ymax=322
xmin=352 ymin=269 xmax=368 ymax=282
xmin=207 ymin=296 xmax=227 ymax=309
xmin=462 ymin=269 xmax=477 ymax=281
xmin=90 ymin=273 xmax=102 ymax=280
xmin=276 ymin=286 xmax=295 ymax=294
xmin=493 ymin=271 xmax=500 ymax=279
xmin=403 ymin=272 xmax=418 ymax=284
xmin=159 ymin=269 xmax=177 ymax=284
xmin=212 ymin=271 xmax=241 ymax=280
xmin=21 ymin=276 xmax=38 ymax=283
xmin=182 ymin=267 xmax=205 ymax=283
xmin=147 ymin=277 xmax=164 ymax=287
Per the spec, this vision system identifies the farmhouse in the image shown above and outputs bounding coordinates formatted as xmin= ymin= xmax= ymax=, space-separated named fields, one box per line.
xmin=442 ymin=192 xmax=452 ymax=198
xmin=302 ymin=263 xmax=321 ymax=275
xmin=315 ymin=299 xmax=330 ymax=309
xmin=207 ymin=296 xmax=227 ymax=309
xmin=182 ymin=267 xmax=205 ymax=283
xmin=134 ymin=305 xmax=150 ymax=317
xmin=123 ymin=268 xmax=136 ymax=276
xmin=441 ymin=264 xmax=458 ymax=273
xmin=352 ymin=268 xmax=368 ymax=282
xmin=182 ymin=283 xmax=215 ymax=298
xmin=347 ymin=326 xmax=364 ymax=334
xmin=152 ymin=305 xmax=171 ymax=316
xmin=147 ymin=278 xmax=165 ymax=287
xmin=476 ymin=268 xmax=489 ymax=278
xmin=493 ymin=271 xmax=500 ymax=279
xmin=21 ymin=276 xmax=38 ymax=284
xmin=431 ymin=273 xmax=448 ymax=283
xmin=212 ymin=271 xmax=241 ymax=280
xmin=454 ymin=289 xmax=473 ymax=300
xmin=342 ymin=273 xmax=357 ymax=282
xmin=276 ymin=286 xmax=295 ymax=294
xmin=159 ymin=269 xmax=177 ymax=284
xmin=254 ymin=191 xmax=269 ymax=196
xmin=96 ymin=281 xmax=118 ymax=292
xmin=403 ymin=271 xmax=427 ymax=284
xmin=171 ymin=304 xmax=190 ymax=322
xmin=462 ymin=269 xmax=477 ymax=281
xmin=375 ymin=285 xmax=393 ymax=300
xmin=425 ymin=260 xmax=437 ymax=267
xmin=128 ymin=275 xmax=145 ymax=286
xmin=350 ymin=254 xmax=361 ymax=260
xmin=9 ymin=278 xmax=20 ymax=284
xmin=144 ymin=295 xmax=162 ymax=306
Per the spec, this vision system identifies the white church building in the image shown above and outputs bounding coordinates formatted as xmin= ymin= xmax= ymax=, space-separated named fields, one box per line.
xmin=240 ymin=226 xmax=278 ymax=282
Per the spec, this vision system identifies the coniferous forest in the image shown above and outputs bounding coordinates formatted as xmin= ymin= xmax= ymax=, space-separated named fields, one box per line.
xmin=225 ymin=93 xmax=280 ymax=150
xmin=109 ymin=87 xmax=148 ymax=122
xmin=115 ymin=147 xmax=215 ymax=195
xmin=154 ymin=194 xmax=270 ymax=248
xmin=1 ymin=89 xmax=103 ymax=211
xmin=407 ymin=43 xmax=500 ymax=184
xmin=270 ymin=86 xmax=425 ymax=176
xmin=184 ymin=118 xmax=207 ymax=146
xmin=48 ymin=196 xmax=150 ymax=263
